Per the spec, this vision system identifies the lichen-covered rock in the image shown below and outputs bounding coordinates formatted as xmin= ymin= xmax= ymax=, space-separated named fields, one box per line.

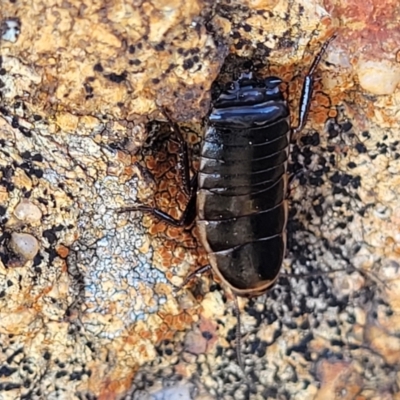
xmin=0 ymin=0 xmax=399 ymax=399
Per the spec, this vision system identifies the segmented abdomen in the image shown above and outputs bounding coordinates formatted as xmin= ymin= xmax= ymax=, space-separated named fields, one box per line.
xmin=197 ymin=111 xmax=290 ymax=293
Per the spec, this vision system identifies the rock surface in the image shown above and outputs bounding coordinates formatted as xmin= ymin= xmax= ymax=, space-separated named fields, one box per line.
xmin=0 ymin=0 xmax=399 ymax=399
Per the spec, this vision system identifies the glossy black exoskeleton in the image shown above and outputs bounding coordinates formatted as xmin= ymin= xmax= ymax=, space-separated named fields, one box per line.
xmin=121 ymin=34 xmax=336 ymax=367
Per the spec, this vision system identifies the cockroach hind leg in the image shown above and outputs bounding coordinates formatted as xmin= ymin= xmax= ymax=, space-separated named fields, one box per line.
xmin=118 ymin=200 xmax=195 ymax=227
xmin=232 ymin=294 xmax=245 ymax=373
xmin=119 ymin=176 xmax=197 ymax=227
xmin=173 ymin=264 xmax=212 ymax=293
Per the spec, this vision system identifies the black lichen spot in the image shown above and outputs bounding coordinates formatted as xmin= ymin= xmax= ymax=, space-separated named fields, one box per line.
xmin=19 ymin=162 xmax=30 ymax=171
xmin=256 ymin=341 xmax=268 ymax=357
xmin=278 ymin=36 xmax=295 ymax=49
xmin=301 ymin=132 xmax=320 ymax=146
xmin=355 ymin=142 xmax=367 ymax=153
xmin=0 ymin=206 xmax=6 ymax=216
xmin=0 ymin=68 xmax=6 ymax=75
xmin=165 ymin=348 xmax=173 ymax=356
xmin=105 ymin=71 xmax=127 ymax=84
xmin=43 ymin=229 xmax=57 ymax=244
xmin=202 ymin=331 xmax=213 ymax=340
xmin=234 ymin=40 xmax=246 ymax=50
xmin=6 ymin=348 xmax=23 ymax=364
xmin=18 ymin=126 xmax=32 ymax=137
xmin=33 ymin=253 xmax=43 ymax=267
xmin=309 ymin=176 xmax=324 ymax=187
xmin=351 ymin=176 xmax=361 ymax=189
xmin=361 ymin=130 xmax=370 ymax=138
xmin=329 ymin=171 xmax=341 ymax=184
xmin=256 ymin=42 xmax=271 ymax=56
xmin=340 ymin=174 xmax=352 ymax=187
xmin=46 ymin=248 xmax=58 ymax=263
xmin=129 ymin=59 xmax=141 ymax=66
xmin=231 ymin=30 xmax=241 ymax=39
xmin=242 ymin=23 xmax=252 ymax=32
xmin=182 ymin=58 xmax=194 ymax=70
xmin=21 ymin=151 xmax=32 ymax=160
xmin=154 ymin=41 xmax=165 ymax=51
xmin=341 ymin=121 xmax=353 ymax=132
xmin=165 ymin=63 xmax=176 ymax=73
xmin=93 ymin=63 xmax=103 ymax=72
xmin=313 ymin=204 xmax=323 ymax=217
xmin=128 ymin=44 xmax=135 ymax=54
xmin=0 ymin=366 xmax=17 ymax=377
xmin=11 ymin=116 xmax=19 ymax=128
xmin=327 ymin=121 xmax=340 ymax=138
xmin=335 ymin=222 xmax=347 ymax=229
xmin=32 ymin=153 xmax=43 ymax=162
xmin=33 ymin=114 xmax=42 ymax=121
xmin=152 ymin=78 xmax=160 ymax=84
xmin=0 ymin=106 xmax=8 ymax=116
xmin=69 ymin=371 xmax=84 ymax=381
xmin=55 ymin=370 xmax=68 ymax=379
xmin=379 ymin=145 xmax=388 ymax=155
xmin=37 ymin=197 xmax=48 ymax=206
xmin=347 ymin=161 xmax=356 ymax=169
xmin=2 ymin=382 xmax=22 ymax=390
xmin=83 ymin=83 xmax=93 ymax=94
xmin=31 ymin=168 xmax=43 ymax=179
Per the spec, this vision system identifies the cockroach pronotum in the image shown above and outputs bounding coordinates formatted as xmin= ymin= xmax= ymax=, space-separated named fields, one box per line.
xmin=121 ymin=33 xmax=337 ymax=369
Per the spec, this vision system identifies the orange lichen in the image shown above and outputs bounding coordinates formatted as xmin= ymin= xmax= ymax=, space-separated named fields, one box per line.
xmin=56 ymin=244 xmax=69 ymax=258
xmin=166 ymin=226 xmax=184 ymax=239
xmin=149 ymin=222 xmax=167 ymax=235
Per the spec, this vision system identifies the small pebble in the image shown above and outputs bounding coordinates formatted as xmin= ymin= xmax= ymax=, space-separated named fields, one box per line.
xmin=14 ymin=200 xmax=42 ymax=223
xmin=10 ymin=232 xmax=39 ymax=260
xmin=357 ymin=59 xmax=400 ymax=95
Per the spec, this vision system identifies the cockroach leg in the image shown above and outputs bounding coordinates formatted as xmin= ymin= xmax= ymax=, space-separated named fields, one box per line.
xmin=118 ymin=182 xmax=197 ymax=227
xmin=232 ymin=294 xmax=245 ymax=372
xmin=293 ymin=33 xmax=337 ymax=138
xmin=174 ymin=264 xmax=212 ymax=292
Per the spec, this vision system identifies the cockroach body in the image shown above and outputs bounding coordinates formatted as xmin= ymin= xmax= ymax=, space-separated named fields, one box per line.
xmin=124 ymin=35 xmax=336 ymax=293
xmin=197 ymin=74 xmax=290 ymax=297
xmin=121 ymin=34 xmax=336 ymax=366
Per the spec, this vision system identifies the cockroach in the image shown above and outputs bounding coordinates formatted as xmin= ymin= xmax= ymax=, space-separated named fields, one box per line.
xmin=121 ymin=34 xmax=337 ymax=369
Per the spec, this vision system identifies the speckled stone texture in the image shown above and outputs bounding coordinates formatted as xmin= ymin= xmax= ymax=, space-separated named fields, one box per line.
xmin=0 ymin=0 xmax=399 ymax=399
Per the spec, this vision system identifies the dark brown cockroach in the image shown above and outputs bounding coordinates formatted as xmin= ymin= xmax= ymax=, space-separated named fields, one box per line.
xmin=121 ymin=34 xmax=336 ymax=368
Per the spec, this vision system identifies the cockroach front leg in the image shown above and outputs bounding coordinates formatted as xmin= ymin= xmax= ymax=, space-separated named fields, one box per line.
xmin=292 ymin=33 xmax=337 ymax=139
